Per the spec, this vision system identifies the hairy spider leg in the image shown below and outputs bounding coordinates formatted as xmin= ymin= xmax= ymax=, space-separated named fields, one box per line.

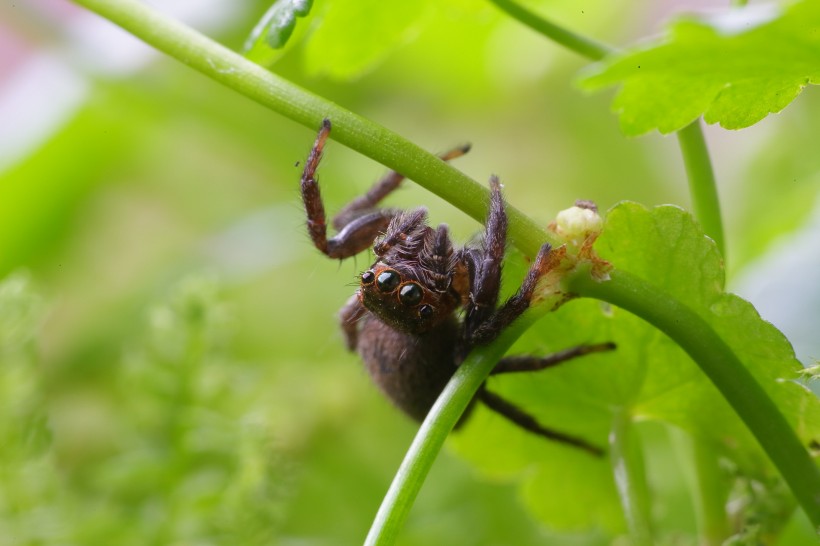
xmin=477 ymin=386 xmax=604 ymax=456
xmin=492 ymin=342 xmax=616 ymax=374
xmin=463 ymin=175 xmax=507 ymax=341
xmin=300 ymin=118 xmax=470 ymax=260
xmin=299 ymin=119 xmax=394 ymax=259
xmin=421 ymin=224 xmax=459 ymax=293
xmin=469 ymin=242 xmax=554 ymax=346
xmin=478 ymin=343 xmax=616 ymax=455
xmin=372 ymin=208 xmax=428 ymax=258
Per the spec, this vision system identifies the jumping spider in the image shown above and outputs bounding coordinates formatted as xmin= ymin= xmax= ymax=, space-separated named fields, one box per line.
xmin=300 ymin=119 xmax=612 ymax=456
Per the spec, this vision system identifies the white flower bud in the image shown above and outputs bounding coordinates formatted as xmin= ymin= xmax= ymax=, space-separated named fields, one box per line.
xmin=554 ymin=203 xmax=603 ymax=244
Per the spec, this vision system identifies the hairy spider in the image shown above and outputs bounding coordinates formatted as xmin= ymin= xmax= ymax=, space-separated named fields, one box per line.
xmin=299 ymin=119 xmax=612 ymax=456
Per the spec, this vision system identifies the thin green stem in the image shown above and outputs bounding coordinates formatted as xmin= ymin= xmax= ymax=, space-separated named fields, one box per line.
xmin=487 ymin=0 xmax=613 ymax=61
xmin=610 ymin=410 xmax=653 ymax=546
xmin=567 ymin=269 xmax=820 ymax=529
xmin=669 ymin=428 xmax=730 ymax=546
xmin=691 ymin=439 xmax=731 ymax=544
xmin=677 ymin=121 xmax=726 ymax=257
xmin=365 ymin=309 xmax=546 ymax=545
xmin=71 ymin=0 xmax=552 ymax=255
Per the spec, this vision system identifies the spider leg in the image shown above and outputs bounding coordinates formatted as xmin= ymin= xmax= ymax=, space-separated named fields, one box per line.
xmin=300 ymin=120 xmax=398 ymax=258
xmin=300 ymin=119 xmax=335 ymax=256
xmin=300 ymin=118 xmax=469 ymax=260
xmin=491 ymin=342 xmax=616 ymax=375
xmin=339 ymin=293 xmax=367 ymax=351
xmin=477 ymin=386 xmax=604 ymax=456
xmin=463 ymin=176 xmax=507 ymax=340
xmin=469 ymin=242 xmax=553 ymax=346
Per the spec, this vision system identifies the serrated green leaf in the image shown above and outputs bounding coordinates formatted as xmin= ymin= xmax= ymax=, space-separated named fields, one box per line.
xmin=303 ymin=0 xmax=432 ymax=80
xmin=244 ymin=0 xmax=313 ymax=66
xmin=578 ymin=1 xmax=820 ymax=135
xmin=451 ymin=202 xmax=820 ymax=533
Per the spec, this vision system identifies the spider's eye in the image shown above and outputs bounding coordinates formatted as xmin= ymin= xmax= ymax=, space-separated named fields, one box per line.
xmin=399 ymin=283 xmax=423 ymax=306
xmin=361 ymin=270 xmax=375 ymax=285
xmin=376 ymin=270 xmax=401 ymax=292
xmin=418 ymin=304 xmax=434 ymax=319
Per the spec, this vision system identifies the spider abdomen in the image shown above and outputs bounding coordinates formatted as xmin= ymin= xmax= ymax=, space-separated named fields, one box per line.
xmin=357 ymin=315 xmax=460 ymax=422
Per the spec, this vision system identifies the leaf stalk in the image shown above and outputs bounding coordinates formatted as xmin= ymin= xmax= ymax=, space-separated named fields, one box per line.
xmin=486 ymin=0 xmax=614 ymax=60
xmin=677 ymin=121 xmax=726 ymax=258
xmin=610 ymin=409 xmax=653 ymax=546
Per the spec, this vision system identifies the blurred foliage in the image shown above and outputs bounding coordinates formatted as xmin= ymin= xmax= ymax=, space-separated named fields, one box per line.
xmin=1 ymin=0 xmax=819 ymax=544
xmin=581 ymin=1 xmax=820 ymax=134
xmin=244 ymin=0 xmax=313 ymax=64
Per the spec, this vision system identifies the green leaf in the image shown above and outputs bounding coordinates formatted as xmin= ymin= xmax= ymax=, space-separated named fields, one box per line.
xmin=579 ymin=1 xmax=820 ymax=135
xmin=303 ymin=0 xmax=433 ymax=80
xmin=244 ymin=0 xmax=313 ymax=66
xmin=451 ymin=203 xmax=820 ymax=533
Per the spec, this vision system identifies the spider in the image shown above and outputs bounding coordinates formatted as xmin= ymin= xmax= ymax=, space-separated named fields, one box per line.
xmin=299 ymin=119 xmax=612 ymax=456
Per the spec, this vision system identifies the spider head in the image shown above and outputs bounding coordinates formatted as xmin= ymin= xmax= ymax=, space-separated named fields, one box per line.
xmin=358 ymin=263 xmax=461 ymax=334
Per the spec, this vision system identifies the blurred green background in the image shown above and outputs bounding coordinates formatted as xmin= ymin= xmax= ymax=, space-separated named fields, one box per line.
xmin=2 ymin=0 xmax=819 ymax=544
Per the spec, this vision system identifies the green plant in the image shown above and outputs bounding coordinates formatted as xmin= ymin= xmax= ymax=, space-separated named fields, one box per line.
xmin=62 ymin=0 xmax=820 ymax=544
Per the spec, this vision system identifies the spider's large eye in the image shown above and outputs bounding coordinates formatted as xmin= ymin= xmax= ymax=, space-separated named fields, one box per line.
xmin=399 ymin=283 xmax=423 ymax=306
xmin=361 ymin=270 xmax=375 ymax=285
xmin=376 ymin=270 xmax=401 ymax=292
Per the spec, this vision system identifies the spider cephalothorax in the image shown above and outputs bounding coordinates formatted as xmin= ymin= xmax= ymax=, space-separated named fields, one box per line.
xmin=299 ymin=119 xmax=612 ymax=455
xmin=358 ymin=211 xmax=468 ymax=335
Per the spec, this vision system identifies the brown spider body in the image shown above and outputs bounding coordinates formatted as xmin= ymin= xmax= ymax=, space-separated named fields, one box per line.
xmin=358 ymin=316 xmax=460 ymax=422
xmin=299 ymin=119 xmax=611 ymax=456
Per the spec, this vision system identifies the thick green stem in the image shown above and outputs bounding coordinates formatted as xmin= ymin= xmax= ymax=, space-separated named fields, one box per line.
xmin=677 ymin=121 xmax=726 ymax=257
xmin=611 ymin=410 xmax=653 ymax=546
xmin=71 ymin=0 xmax=551 ymax=255
xmin=567 ymin=269 xmax=820 ymax=529
xmin=487 ymin=0 xmax=613 ymax=60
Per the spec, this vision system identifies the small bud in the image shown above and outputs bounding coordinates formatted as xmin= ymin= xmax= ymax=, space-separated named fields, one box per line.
xmin=554 ymin=203 xmax=603 ymax=244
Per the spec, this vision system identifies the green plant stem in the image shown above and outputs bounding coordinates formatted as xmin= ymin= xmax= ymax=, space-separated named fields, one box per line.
xmin=669 ymin=427 xmax=730 ymax=546
xmin=487 ymin=0 xmax=613 ymax=60
xmin=567 ymin=269 xmax=820 ymax=529
xmin=71 ymin=0 xmax=552 ymax=255
xmin=691 ymin=438 xmax=731 ymax=544
xmin=365 ymin=307 xmax=548 ymax=545
xmin=610 ymin=410 xmax=653 ymax=546
xmin=677 ymin=121 xmax=726 ymax=257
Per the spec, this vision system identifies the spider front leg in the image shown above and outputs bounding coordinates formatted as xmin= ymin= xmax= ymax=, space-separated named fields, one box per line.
xmin=462 ymin=177 xmax=559 ymax=346
xmin=300 ymin=118 xmax=470 ymax=260
xmin=300 ymin=119 xmax=395 ymax=259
